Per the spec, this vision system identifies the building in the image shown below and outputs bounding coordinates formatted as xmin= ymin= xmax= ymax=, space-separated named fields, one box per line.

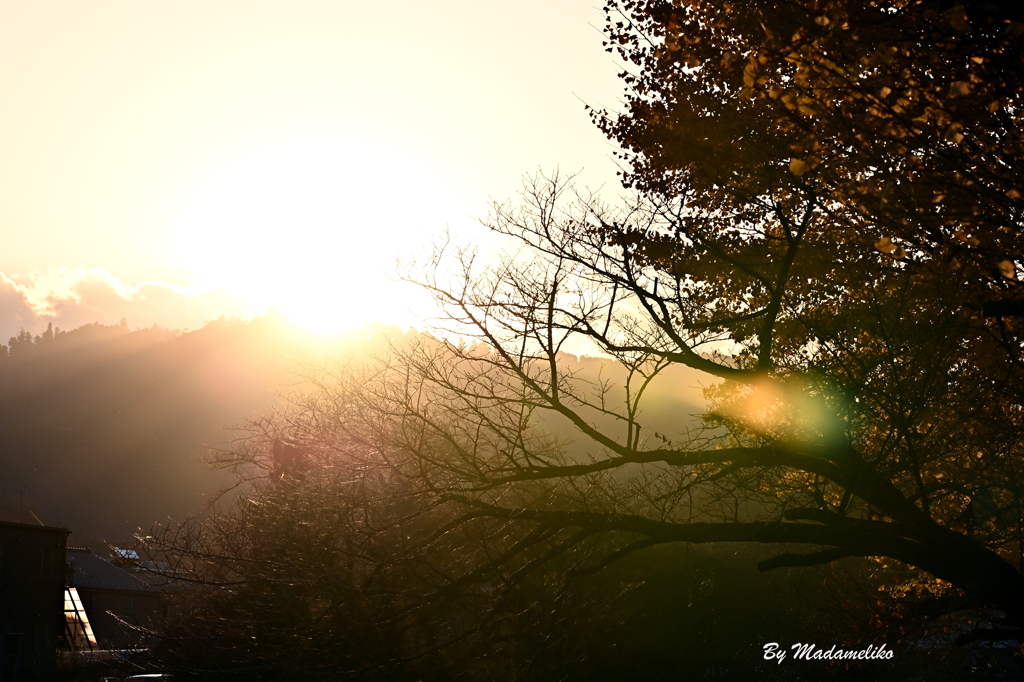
xmin=66 ymin=548 xmax=163 ymax=649
xmin=0 ymin=520 xmax=69 ymax=682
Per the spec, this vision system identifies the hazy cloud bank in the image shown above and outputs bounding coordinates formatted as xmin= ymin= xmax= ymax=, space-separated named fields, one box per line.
xmin=0 ymin=267 xmax=257 ymax=342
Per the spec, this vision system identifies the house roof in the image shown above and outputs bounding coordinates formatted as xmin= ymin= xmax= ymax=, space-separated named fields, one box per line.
xmin=67 ymin=547 xmax=160 ymax=593
xmin=0 ymin=519 xmax=69 ymax=535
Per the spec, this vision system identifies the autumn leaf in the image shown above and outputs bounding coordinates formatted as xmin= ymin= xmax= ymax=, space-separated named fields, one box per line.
xmin=874 ymin=237 xmax=897 ymax=253
xmin=949 ymin=81 xmax=972 ymax=97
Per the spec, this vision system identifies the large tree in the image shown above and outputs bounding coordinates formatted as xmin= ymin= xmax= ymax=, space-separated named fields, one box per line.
xmin=143 ymin=2 xmax=1024 ymax=670
xmin=584 ymin=0 xmax=1024 ymax=632
xmin=204 ymin=0 xmax=1023 ymax=648
xmin=352 ymin=167 xmax=1023 ymax=642
xmin=329 ymin=0 xmax=1024 ymax=642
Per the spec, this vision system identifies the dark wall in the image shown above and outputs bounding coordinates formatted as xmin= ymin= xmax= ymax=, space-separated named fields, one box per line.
xmin=0 ymin=522 xmax=67 ymax=682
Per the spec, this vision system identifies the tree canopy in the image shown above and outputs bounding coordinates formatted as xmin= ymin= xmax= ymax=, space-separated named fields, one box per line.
xmin=597 ymin=0 xmax=1024 ymax=287
xmin=571 ymin=0 xmax=1024 ymax=636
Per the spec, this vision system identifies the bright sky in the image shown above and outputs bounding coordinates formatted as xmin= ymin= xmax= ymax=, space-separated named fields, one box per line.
xmin=0 ymin=1 xmax=625 ymax=337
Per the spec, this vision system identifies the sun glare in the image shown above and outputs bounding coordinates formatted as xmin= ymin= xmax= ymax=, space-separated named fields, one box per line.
xmin=173 ymin=136 xmax=462 ymax=334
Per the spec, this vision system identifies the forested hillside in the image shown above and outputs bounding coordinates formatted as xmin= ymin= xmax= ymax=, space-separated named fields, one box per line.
xmin=0 ymin=315 xmax=316 ymax=538
xmin=0 ymin=316 xmax=707 ymax=541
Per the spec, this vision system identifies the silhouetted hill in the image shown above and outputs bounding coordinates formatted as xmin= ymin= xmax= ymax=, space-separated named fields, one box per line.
xmin=0 ymin=317 xmax=708 ymax=542
xmin=0 ymin=314 xmax=328 ymax=539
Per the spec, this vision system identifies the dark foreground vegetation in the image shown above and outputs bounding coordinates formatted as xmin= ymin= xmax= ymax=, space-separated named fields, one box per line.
xmin=136 ymin=411 xmax=1024 ymax=680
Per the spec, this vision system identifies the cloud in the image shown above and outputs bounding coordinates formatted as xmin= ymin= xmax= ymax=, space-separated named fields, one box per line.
xmin=0 ymin=268 xmax=258 ymax=342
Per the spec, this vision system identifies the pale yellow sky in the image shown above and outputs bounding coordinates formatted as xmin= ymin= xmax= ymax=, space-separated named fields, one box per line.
xmin=0 ymin=1 xmax=625 ymax=335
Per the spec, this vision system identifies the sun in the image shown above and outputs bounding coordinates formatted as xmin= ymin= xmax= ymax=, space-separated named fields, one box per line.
xmin=172 ymin=135 xmax=461 ymax=334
